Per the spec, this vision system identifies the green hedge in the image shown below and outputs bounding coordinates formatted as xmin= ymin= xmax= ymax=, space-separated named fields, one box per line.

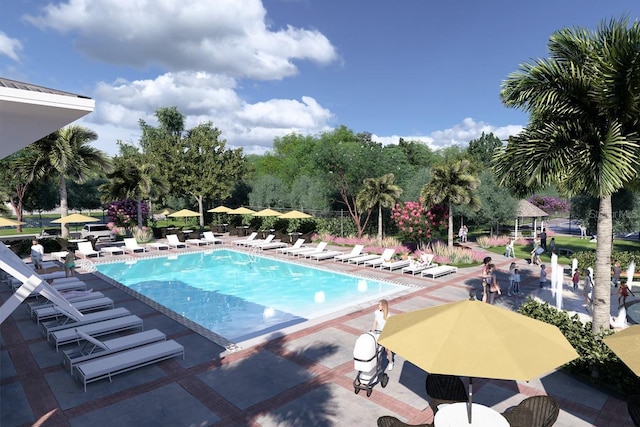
xmin=518 ymin=298 xmax=640 ymax=396
xmin=574 ymin=250 xmax=640 ymax=273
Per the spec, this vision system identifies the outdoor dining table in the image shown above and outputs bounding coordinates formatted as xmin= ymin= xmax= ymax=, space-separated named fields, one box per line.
xmin=434 ymin=402 xmax=508 ymax=427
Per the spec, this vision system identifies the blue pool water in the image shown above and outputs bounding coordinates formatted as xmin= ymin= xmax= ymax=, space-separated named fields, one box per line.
xmin=95 ymin=249 xmax=404 ymax=342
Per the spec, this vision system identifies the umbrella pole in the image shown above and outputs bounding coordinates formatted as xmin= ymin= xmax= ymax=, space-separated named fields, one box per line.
xmin=468 ymin=377 xmax=473 ymax=424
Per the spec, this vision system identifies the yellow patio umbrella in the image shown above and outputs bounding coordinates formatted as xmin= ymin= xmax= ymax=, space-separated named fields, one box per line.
xmin=604 ymin=325 xmax=640 ymax=376
xmin=378 ymin=300 xmax=578 ymax=423
xmin=167 ymin=209 xmax=200 ymax=218
xmin=208 ymin=205 xmax=232 ymax=213
xmin=0 ymin=217 xmax=25 ymax=227
xmin=228 ymin=207 xmax=256 ymax=215
xmin=253 ymin=208 xmax=281 ymax=217
xmin=159 ymin=209 xmax=172 ymax=216
xmin=279 ymin=210 xmax=312 ymax=219
xmin=51 ymin=213 xmax=99 ymax=224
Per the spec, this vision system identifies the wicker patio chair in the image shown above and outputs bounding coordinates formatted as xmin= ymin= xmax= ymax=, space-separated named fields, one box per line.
xmin=628 ymin=395 xmax=640 ymax=427
xmin=501 ymin=404 xmax=534 ymax=427
xmin=425 ymin=374 xmax=468 ymax=414
xmin=377 ymin=415 xmax=433 ymax=427
xmin=503 ymin=395 xmax=559 ymax=427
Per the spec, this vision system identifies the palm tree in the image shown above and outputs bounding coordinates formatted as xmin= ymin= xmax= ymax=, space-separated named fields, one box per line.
xmin=356 ymin=173 xmax=403 ymax=242
xmin=29 ymin=126 xmax=113 ymax=237
xmin=100 ymin=157 xmax=168 ymax=228
xmin=420 ymin=159 xmax=480 ymax=248
xmin=495 ymin=18 xmax=640 ymax=333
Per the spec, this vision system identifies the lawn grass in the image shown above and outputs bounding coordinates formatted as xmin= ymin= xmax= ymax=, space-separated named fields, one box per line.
xmin=486 ymin=234 xmax=640 ymax=264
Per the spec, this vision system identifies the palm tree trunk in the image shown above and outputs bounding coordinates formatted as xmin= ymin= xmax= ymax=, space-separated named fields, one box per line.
xmin=592 ymin=195 xmax=613 ymax=333
xmin=448 ymin=202 xmax=454 ymax=248
xmin=59 ymin=176 xmax=69 ymax=238
xmin=377 ymin=204 xmax=383 ymax=243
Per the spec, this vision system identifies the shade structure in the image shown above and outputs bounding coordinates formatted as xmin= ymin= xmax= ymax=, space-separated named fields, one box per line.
xmin=228 ymin=207 xmax=256 ymax=215
xmin=208 ymin=205 xmax=232 ymax=213
xmin=159 ymin=209 xmax=172 ymax=216
xmin=253 ymin=208 xmax=281 ymax=217
xmin=279 ymin=210 xmax=312 ymax=219
xmin=51 ymin=213 xmax=99 ymax=224
xmin=168 ymin=209 xmax=200 ymax=218
xmin=378 ymin=300 xmax=578 ymax=423
xmin=604 ymin=325 xmax=640 ymax=376
xmin=0 ymin=217 xmax=25 ymax=227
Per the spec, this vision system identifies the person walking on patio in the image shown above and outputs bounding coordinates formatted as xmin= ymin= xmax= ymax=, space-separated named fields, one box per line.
xmin=486 ymin=264 xmax=501 ymax=304
xmin=539 ymin=264 xmax=548 ymax=289
xmin=372 ymin=299 xmax=394 ymax=371
xmin=583 ymin=267 xmax=594 ymax=308
xmin=616 ymin=282 xmax=635 ymax=307
xmin=480 ymin=256 xmax=492 ymax=302
xmin=612 ymin=260 xmax=622 ymax=288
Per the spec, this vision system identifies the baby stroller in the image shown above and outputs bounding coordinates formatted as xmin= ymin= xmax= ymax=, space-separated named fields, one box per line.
xmin=353 ymin=331 xmax=389 ymax=396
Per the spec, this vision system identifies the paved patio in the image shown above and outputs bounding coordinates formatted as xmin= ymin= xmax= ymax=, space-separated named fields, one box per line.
xmin=0 ymin=235 xmax=635 ymax=426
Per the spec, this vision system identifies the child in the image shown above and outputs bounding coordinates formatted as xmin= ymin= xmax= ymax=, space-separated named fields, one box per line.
xmin=616 ymin=282 xmax=635 ymax=307
xmin=486 ymin=264 xmax=501 ymax=304
xmin=612 ymin=261 xmax=622 ymax=288
xmin=507 ymin=262 xmax=516 ymax=296
xmin=513 ymin=268 xmax=521 ymax=295
xmin=64 ymin=252 xmax=76 ymax=278
xmin=572 ymin=268 xmax=580 ymax=291
xmin=504 ymin=239 xmax=515 ymax=258
xmin=539 ymin=264 xmax=547 ymax=289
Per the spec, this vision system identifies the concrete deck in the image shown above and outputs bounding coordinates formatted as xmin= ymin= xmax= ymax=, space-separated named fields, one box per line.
xmin=0 ymin=234 xmax=634 ymax=426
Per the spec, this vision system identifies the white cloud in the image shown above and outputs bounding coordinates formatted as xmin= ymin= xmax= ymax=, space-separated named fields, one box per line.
xmin=372 ymin=118 xmax=524 ymax=150
xmin=23 ymin=0 xmax=337 ymax=80
xmin=82 ymin=72 xmax=333 ymax=155
xmin=0 ymin=31 xmax=22 ymax=61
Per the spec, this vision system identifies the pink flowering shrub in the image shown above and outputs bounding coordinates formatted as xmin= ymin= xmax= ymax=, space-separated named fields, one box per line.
xmin=476 ymin=235 xmax=511 ymax=249
xmin=528 ymin=195 xmax=570 ymax=213
xmin=391 ymin=200 xmax=448 ymax=242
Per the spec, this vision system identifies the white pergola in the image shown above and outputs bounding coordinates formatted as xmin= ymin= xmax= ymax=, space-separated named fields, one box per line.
xmin=0 ymin=77 xmax=94 ymax=324
xmin=0 ymin=77 xmax=94 ymax=159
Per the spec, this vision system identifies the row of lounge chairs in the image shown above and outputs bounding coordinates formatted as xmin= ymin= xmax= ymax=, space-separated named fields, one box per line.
xmin=74 ymin=232 xmax=224 ymax=258
xmin=1 ymin=256 xmax=184 ymax=392
xmin=231 ymin=236 xmax=458 ymax=278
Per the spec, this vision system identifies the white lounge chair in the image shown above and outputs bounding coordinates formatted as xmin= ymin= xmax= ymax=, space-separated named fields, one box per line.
xmin=166 ymin=234 xmax=186 ymax=248
xmin=27 ymin=290 xmax=104 ymax=316
xmin=63 ymin=329 xmax=166 ymax=374
xmin=43 ymin=307 xmax=131 ymax=339
xmin=347 ymin=254 xmax=380 ymax=265
xmin=244 ymin=234 xmax=275 ymax=247
xmin=380 ymin=258 xmax=410 ymax=271
xmin=10 ymin=276 xmax=87 ymax=292
xmin=232 ymin=232 xmax=258 ymax=245
xmin=292 ymin=242 xmax=328 ymax=257
xmin=101 ymin=246 xmax=125 ymax=256
xmin=77 ymin=241 xmax=100 ymax=258
xmin=422 ymin=265 xmax=458 ymax=278
xmin=124 ymin=238 xmax=147 ymax=253
xmin=33 ymin=297 xmax=114 ymax=324
xmin=307 ymin=249 xmax=344 ymax=261
xmin=185 ymin=237 xmax=211 ymax=246
xmin=256 ymin=240 xmax=289 ymax=251
xmin=49 ymin=314 xmax=144 ymax=351
xmin=74 ymin=339 xmax=184 ymax=391
xmin=275 ymin=238 xmax=305 ymax=254
xmin=51 ymin=251 xmax=69 ymax=261
xmin=202 ymin=231 xmax=223 ymax=244
xmin=402 ymin=254 xmax=438 ymax=275
xmin=363 ymin=249 xmax=395 ymax=268
xmin=146 ymin=242 xmax=169 ymax=251
xmin=333 ymin=245 xmax=365 ymax=262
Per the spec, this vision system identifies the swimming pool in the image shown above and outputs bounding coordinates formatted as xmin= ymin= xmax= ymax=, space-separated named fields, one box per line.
xmin=95 ymin=249 xmax=404 ymax=343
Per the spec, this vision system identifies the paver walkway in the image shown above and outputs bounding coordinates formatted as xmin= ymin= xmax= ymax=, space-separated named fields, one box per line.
xmin=0 ymin=232 xmax=634 ymax=426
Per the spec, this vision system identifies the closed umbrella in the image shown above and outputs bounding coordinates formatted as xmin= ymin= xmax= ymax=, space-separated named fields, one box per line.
xmin=378 ymin=300 xmax=578 ymax=423
xmin=279 ymin=210 xmax=312 ymax=219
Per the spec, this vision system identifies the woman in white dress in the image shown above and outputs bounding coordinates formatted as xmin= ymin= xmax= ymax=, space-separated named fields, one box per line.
xmin=372 ymin=299 xmax=394 ymax=371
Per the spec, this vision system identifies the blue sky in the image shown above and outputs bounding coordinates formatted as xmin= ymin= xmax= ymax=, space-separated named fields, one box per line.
xmin=1 ymin=0 xmax=638 ymax=156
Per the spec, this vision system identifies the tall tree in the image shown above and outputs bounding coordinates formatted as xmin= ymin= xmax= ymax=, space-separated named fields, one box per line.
xmin=356 ymin=173 xmax=403 ymax=242
xmin=0 ymin=150 xmax=36 ymax=232
xmin=29 ymin=126 xmax=113 ymax=237
xmin=495 ymin=18 xmax=640 ymax=333
xmin=420 ymin=159 xmax=480 ymax=247
xmin=467 ymin=132 xmax=503 ymax=168
xmin=100 ymin=143 xmax=167 ymax=227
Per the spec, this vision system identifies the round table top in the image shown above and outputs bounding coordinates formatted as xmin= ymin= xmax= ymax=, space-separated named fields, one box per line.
xmin=434 ymin=402 xmax=508 ymax=427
